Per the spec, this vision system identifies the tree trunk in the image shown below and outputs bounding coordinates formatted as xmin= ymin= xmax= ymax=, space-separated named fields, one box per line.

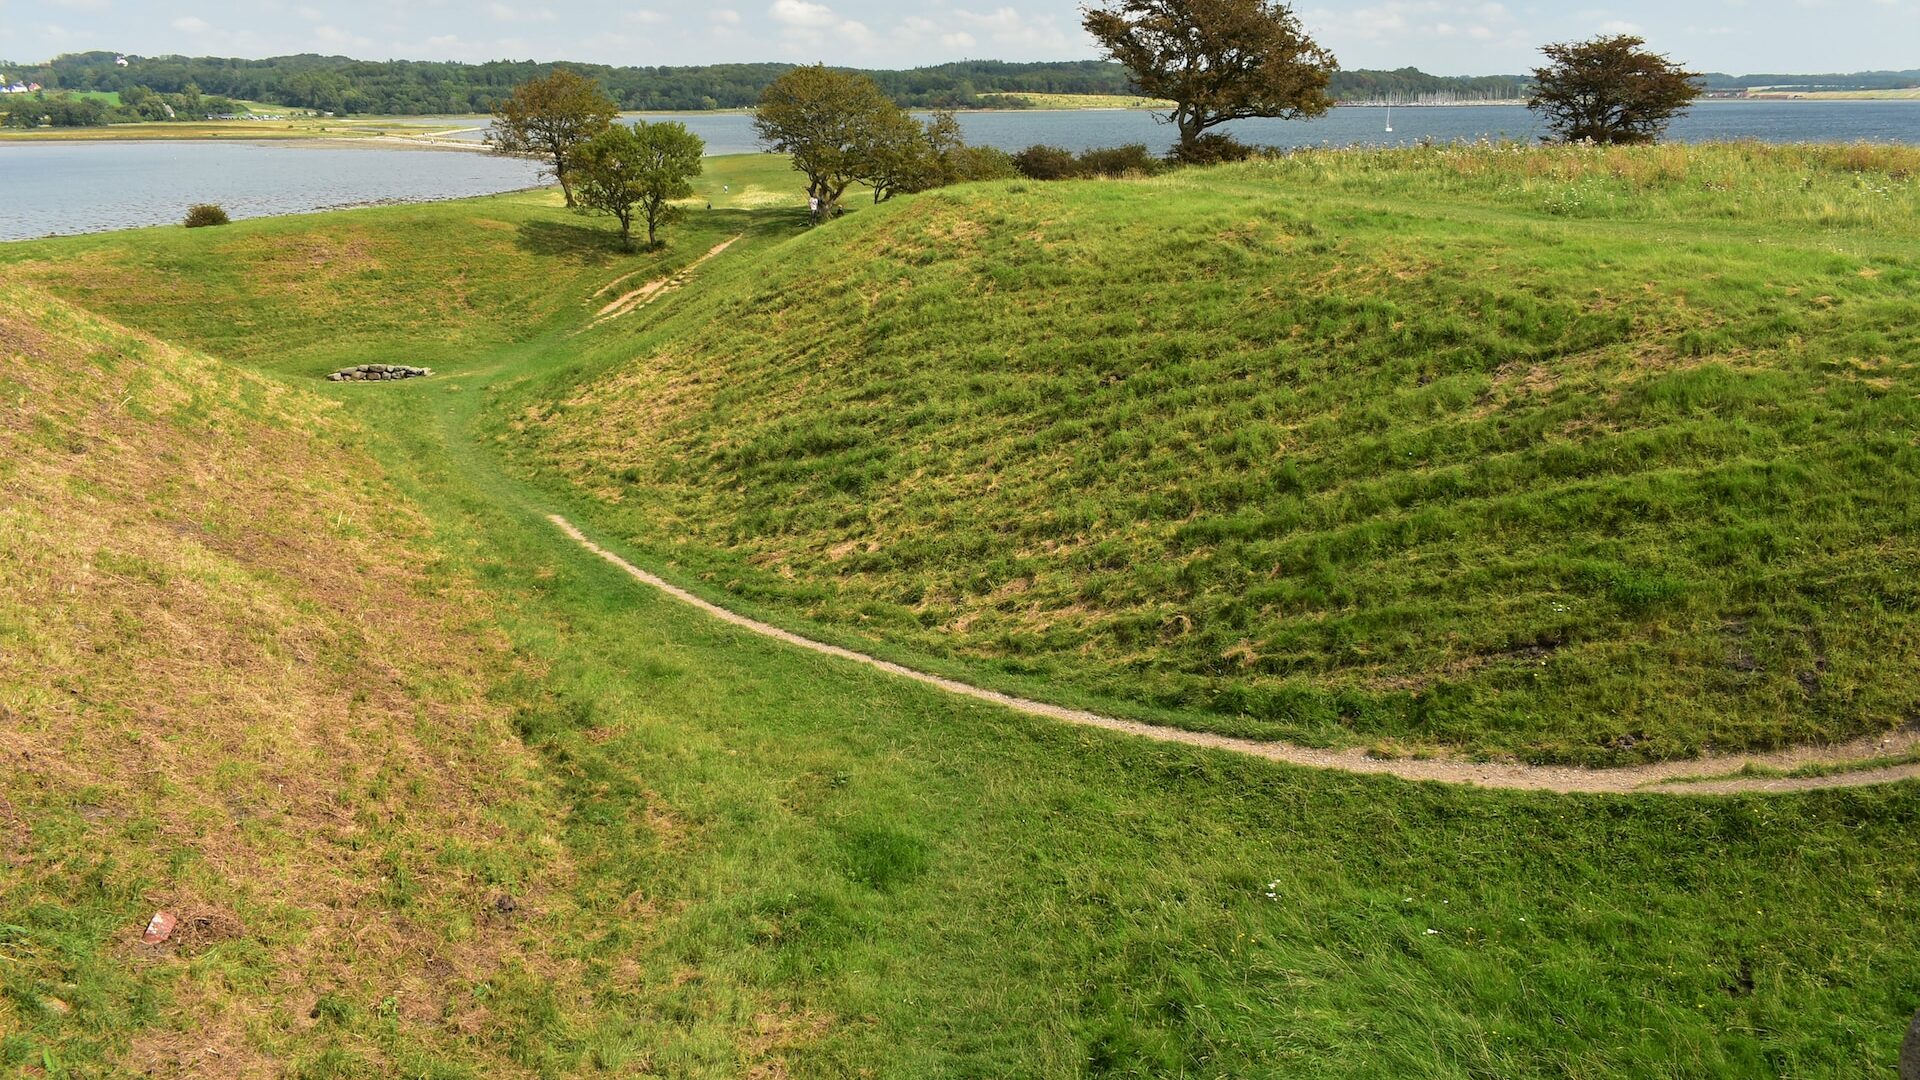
xmin=1175 ymin=106 xmax=1205 ymax=153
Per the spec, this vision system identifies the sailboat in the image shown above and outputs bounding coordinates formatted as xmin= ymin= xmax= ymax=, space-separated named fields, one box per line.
xmin=1384 ymin=102 xmax=1394 ymax=134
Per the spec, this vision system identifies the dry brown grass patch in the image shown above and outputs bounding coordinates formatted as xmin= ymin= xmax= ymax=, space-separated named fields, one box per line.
xmin=0 ymin=281 xmax=581 ymax=1073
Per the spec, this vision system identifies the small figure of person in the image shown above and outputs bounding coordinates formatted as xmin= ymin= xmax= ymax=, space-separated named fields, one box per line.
xmin=808 ymin=194 xmax=820 ymax=223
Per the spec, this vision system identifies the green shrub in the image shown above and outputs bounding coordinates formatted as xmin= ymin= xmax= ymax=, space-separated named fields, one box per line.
xmin=1014 ymin=143 xmax=1168 ymax=181
xmin=183 ymin=203 xmax=231 ymax=228
xmin=1169 ymin=133 xmax=1259 ymax=165
xmin=949 ymin=145 xmax=1021 ymax=183
xmin=1077 ymin=143 xmax=1163 ymax=177
xmin=1012 ymin=144 xmax=1078 ymax=180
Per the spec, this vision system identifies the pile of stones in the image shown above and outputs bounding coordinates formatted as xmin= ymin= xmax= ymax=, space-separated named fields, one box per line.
xmin=327 ymin=364 xmax=433 ymax=382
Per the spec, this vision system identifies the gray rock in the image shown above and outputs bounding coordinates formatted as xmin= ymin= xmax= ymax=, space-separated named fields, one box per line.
xmin=1902 ymin=1009 xmax=1920 ymax=1080
xmin=322 ymin=362 xmax=432 ymax=382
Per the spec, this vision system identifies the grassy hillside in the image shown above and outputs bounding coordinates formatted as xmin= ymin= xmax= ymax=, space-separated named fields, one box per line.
xmin=0 ymin=281 xmax=586 ymax=1073
xmin=6 ymin=152 xmax=1920 ymax=1077
xmin=493 ymin=142 xmax=1920 ymax=764
xmin=3 ymin=157 xmax=810 ymax=376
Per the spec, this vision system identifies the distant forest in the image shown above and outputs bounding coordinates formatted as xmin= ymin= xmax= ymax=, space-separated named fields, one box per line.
xmin=1703 ymin=70 xmax=1920 ymax=91
xmin=7 ymin=53 xmax=1528 ymax=115
xmin=5 ymin=52 xmax=1914 ymax=117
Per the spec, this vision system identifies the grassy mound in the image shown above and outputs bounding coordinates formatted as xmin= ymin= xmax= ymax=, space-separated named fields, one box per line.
xmin=0 ymin=282 xmax=593 ymax=1074
xmin=505 ymin=142 xmax=1920 ymax=763
xmin=4 ymin=160 xmax=1920 ymax=1076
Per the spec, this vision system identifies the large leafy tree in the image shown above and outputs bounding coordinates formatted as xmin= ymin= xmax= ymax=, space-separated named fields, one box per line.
xmin=753 ymin=64 xmax=902 ymax=220
xmin=573 ymin=121 xmax=706 ymax=249
xmin=486 ymin=68 xmax=619 ymax=207
xmin=1082 ymin=0 xmax=1336 ymax=157
xmin=1528 ymin=35 xmax=1702 ymax=145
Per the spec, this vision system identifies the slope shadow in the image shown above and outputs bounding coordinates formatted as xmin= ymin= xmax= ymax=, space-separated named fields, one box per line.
xmin=514 ymin=219 xmax=630 ymax=265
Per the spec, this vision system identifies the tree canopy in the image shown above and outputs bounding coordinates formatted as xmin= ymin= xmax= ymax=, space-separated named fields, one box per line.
xmin=573 ymin=121 xmax=706 ymax=249
xmin=754 ymin=65 xmax=903 ymax=219
xmin=858 ymin=109 xmax=1020 ymax=203
xmin=485 ymin=68 xmax=619 ymax=207
xmin=1528 ymin=35 xmax=1702 ymax=145
xmin=1082 ymin=0 xmax=1337 ymax=154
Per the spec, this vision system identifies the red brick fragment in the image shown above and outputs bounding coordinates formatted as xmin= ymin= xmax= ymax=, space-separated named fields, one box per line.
xmin=141 ymin=910 xmax=176 ymax=944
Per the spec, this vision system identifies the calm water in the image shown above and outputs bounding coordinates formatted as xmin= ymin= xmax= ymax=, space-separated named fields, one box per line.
xmin=3 ymin=100 xmax=1916 ymax=240
xmin=0 ymin=141 xmax=543 ymax=240
xmin=424 ymin=100 xmax=1920 ymax=154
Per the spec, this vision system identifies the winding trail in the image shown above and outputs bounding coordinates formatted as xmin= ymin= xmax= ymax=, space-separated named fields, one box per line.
xmin=552 ymin=514 xmax=1920 ymax=796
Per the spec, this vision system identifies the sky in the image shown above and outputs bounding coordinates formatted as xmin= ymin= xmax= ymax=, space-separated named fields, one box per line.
xmin=1 ymin=0 xmax=1916 ymax=75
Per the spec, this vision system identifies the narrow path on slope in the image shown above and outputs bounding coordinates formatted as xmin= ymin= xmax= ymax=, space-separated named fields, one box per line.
xmin=590 ymin=235 xmax=742 ymax=326
xmin=551 ymin=515 xmax=1920 ymax=796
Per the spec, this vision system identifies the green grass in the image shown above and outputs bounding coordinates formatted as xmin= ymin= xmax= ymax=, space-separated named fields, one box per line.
xmin=6 ymin=146 xmax=1920 ymax=1076
xmin=299 ymin=288 xmax=1920 ymax=1080
xmin=465 ymin=141 xmax=1920 ymax=765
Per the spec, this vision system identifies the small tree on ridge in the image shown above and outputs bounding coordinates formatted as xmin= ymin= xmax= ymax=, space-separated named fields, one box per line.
xmin=1528 ymin=35 xmax=1702 ymax=145
xmin=573 ymin=121 xmax=706 ymax=249
xmin=754 ymin=64 xmax=902 ymax=220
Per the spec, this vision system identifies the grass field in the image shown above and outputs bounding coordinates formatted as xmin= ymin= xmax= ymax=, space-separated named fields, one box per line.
xmin=4 ymin=149 xmax=1920 ymax=1076
xmin=464 ymin=142 xmax=1920 ymax=765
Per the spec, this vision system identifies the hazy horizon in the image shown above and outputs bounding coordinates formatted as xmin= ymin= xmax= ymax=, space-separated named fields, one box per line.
xmin=2 ymin=1 xmax=1916 ymax=77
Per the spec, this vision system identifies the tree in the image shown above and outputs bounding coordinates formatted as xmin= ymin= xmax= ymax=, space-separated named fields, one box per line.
xmin=1082 ymin=0 xmax=1336 ymax=156
xmin=1528 ymin=35 xmax=1701 ymax=145
xmin=486 ymin=68 xmax=619 ymax=207
xmin=860 ymin=107 xmax=936 ymax=204
xmin=754 ymin=65 xmax=901 ymax=220
xmin=572 ymin=121 xmax=706 ymax=249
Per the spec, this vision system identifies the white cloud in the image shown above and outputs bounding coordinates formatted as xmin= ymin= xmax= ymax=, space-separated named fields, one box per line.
xmin=486 ymin=2 xmax=555 ymax=24
xmin=769 ymin=0 xmax=837 ymax=28
xmin=949 ymin=6 xmax=1074 ymax=49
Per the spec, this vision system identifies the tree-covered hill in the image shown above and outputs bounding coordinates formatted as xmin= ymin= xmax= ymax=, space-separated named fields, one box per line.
xmin=13 ymin=51 xmax=1529 ymax=114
